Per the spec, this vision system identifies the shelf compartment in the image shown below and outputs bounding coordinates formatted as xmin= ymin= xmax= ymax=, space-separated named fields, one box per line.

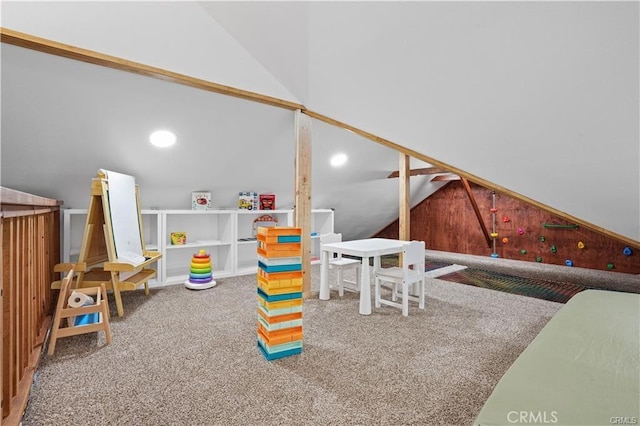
xmin=163 ymin=244 xmax=232 ymax=285
xmin=165 ymin=240 xmax=231 ymax=249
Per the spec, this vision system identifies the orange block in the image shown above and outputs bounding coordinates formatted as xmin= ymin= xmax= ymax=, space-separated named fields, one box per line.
xmin=258 ymin=241 xmax=301 ymax=252
xmin=257 ymin=247 xmax=301 ymax=258
xmin=257 ymin=296 xmax=303 ymax=311
xmin=257 ymin=226 xmax=302 ymax=237
xmin=258 ymin=324 xmax=303 ymax=346
xmin=257 ymin=273 xmax=303 ymax=289
xmin=257 ymin=279 xmax=302 ymax=295
xmin=258 ymin=268 xmax=302 ymax=282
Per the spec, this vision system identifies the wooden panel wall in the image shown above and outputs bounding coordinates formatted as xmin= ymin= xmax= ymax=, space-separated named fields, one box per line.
xmin=375 ymin=181 xmax=640 ymax=274
xmin=1 ymin=189 xmax=60 ymax=423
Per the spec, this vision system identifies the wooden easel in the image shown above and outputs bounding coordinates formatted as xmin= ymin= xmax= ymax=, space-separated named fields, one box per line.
xmin=53 ymin=171 xmax=162 ymax=317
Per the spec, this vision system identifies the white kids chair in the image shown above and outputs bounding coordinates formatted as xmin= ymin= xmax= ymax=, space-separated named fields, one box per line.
xmin=374 ymin=240 xmax=426 ymax=316
xmin=320 ymin=233 xmax=361 ymax=297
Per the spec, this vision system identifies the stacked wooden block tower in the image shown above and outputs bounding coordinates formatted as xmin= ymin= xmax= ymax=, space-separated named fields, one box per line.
xmin=256 ymin=226 xmax=303 ymax=361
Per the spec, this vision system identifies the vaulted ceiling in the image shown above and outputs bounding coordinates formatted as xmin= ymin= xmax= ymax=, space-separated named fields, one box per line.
xmin=1 ymin=1 xmax=638 ymax=245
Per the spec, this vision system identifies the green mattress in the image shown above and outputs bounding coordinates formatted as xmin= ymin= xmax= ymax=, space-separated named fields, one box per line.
xmin=474 ymin=290 xmax=640 ymax=426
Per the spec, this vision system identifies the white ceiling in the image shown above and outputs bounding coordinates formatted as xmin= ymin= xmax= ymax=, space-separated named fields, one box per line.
xmin=1 ymin=43 xmax=439 ymax=240
xmin=1 ymin=1 xmax=638 ymax=242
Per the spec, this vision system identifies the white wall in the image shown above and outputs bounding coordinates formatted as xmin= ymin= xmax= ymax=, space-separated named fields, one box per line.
xmin=1 ymin=1 xmax=638 ymax=242
xmin=1 ymin=1 xmax=298 ymax=103
xmin=199 ymin=1 xmax=310 ymax=104
xmin=2 ymin=44 xmax=423 ymax=240
xmin=307 ymin=1 xmax=639 ymax=240
xmin=1 ymin=44 xmax=296 ymax=211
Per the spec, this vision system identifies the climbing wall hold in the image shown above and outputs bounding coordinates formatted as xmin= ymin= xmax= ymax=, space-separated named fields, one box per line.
xmin=520 ymin=249 xmax=527 ymax=254
xmin=517 ymin=227 xmax=524 ymax=235
xmin=536 ymin=257 xmax=543 ymax=262
xmin=502 ymin=237 xmax=509 ymax=244
xmin=540 ymin=236 xmax=545 ymax=242
xmin=502 ymin=216 xmax=510 ymax=223
xmin=565 ymin=260 xmax=573 ymax=267
xmin=550 ymin=245 xmax=557 ymax=253
xmin=607 ymin=263 xmax=615 ymax=270
xmin=623 ymin=247 xmax=633 ymax=256
xmin=577 ymin=241 xmax=585 ymax=249
xmin=490 ymin=232 xmax=499 ymax=238
xmin=490 ymin=253 xmax=499 ymax=258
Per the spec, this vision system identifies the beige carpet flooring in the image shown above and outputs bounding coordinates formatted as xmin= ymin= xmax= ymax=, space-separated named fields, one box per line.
xmin=22 ymin=265 xmax=562 ymax=426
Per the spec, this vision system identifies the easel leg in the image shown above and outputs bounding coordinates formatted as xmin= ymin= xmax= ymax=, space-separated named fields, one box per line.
xmin=110 ymin=271 xmax=125 ymax=317
xmin=100 ymin=284 xmax=113 ymax=344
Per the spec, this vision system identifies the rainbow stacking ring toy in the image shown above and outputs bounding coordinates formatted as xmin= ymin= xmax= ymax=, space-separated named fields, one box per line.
xmin=185 ymin=249 xmax=217 ymax=290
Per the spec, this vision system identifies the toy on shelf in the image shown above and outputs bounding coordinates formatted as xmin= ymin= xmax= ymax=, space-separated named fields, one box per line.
xmin=185 ymin=249 xmax=217 ymax=290
xmin=192 ymin=191 xmax=212 ymax=210
xmin=171 ymin=232 xmax=187 ymax=245
xmin=239 ymin=192 xmax=258 ymax=210
xmin=259 ymin=193 xmax=276 ymax=210
xmin=252 ymin=214 xmax=278 ymax=237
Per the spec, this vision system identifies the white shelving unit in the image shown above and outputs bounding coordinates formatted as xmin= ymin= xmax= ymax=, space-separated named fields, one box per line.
xmin=62 ymin=208 xmax=91 ymax=264
xmin=162 ymin=210 xmax=235 ymax=285
xmin=62 ymin=208 xmax=163 ymax=284
xmin=61 ymin=208 xmax=334 ymax=287
xmin=235 ymin=209 xmax=293 ymax=275
xmin=310 ymin=209 xmax=335 ymax=264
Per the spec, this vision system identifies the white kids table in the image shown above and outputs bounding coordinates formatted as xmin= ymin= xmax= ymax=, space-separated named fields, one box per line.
xmin=320 ymin=238 xmax=409 ymax=315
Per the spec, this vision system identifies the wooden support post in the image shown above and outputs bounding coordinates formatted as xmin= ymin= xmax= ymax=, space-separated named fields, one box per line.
xmin=294 ymin=110 xmax=312 ymax=299
xmin=0 ymin=218 xmax=3 ymax=419
xmin=399 ymin=153 xmax=410 ymax=241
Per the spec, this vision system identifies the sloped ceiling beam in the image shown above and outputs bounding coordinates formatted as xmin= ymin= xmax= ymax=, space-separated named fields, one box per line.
xmin=2 ymin=27 xmax=638 ymax=250
xmin=461 ymin=177 xmax=492 ymax=248
xmin=387 ymin=167 xmax=449 ymax=178
xmin=0 ymin=28 xmax=304 ymax=111
xmin=431 ymin=174 xmax=460 ymax=182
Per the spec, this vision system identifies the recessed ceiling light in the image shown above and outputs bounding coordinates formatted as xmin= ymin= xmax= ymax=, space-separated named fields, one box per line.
xmin=330 ymin=153 xmax=348 ymax=167
xmin=149 ymin=130 xmax=176 ymax=148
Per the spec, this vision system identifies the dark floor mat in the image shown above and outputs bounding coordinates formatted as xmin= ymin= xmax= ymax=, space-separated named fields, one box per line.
xmin=437 ymin=268 xmax=590 ymax=303
xmin=424 ymin=261 xmax=454 ymax=272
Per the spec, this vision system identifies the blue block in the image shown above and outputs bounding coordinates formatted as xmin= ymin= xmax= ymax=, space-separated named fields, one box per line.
xmin=257 ymin=288 xmax=302 ymax=302
xmin=74 ymin=313 xmax=99 ymax=326
xmin=277 ymin=235 xmax=301 ymax=243
xmin=257 ymin=339 xmax=302 ymax=361
xmin=258 ymin=262 xmax=302 ymax=273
